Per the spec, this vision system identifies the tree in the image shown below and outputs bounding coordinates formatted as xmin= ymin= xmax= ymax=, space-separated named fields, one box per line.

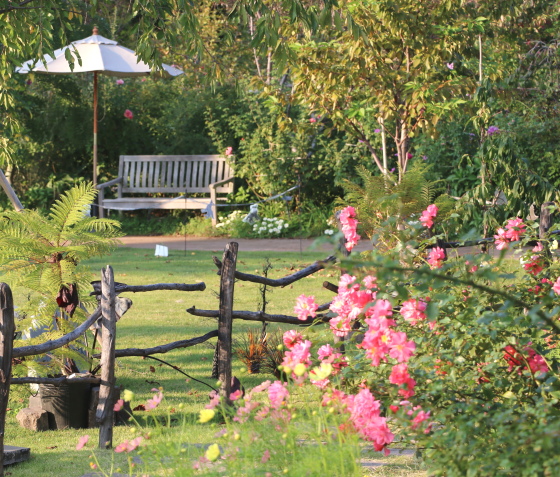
xmin=0 ymin=0 xmax=204 ymax=169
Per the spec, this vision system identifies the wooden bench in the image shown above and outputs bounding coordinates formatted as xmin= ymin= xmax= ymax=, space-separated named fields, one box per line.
xmin=96 ymin=155 xmax=234 ymax=226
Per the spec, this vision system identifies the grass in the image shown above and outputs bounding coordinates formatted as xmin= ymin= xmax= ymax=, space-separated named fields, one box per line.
xmin=3 ymin=247 xmax=428 ymax=476
xmin=5 ymin=244 xmax=526 ymax=476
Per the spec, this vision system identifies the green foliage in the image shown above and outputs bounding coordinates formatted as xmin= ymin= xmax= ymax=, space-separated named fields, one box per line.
xmin=341 ymin=162 xmax=456 ymax=247
xmin=461 ymin=124 xmax=558 ymax=234
xmin=206 ymin=88 xmax=345 ymax=207
xmin=0 ymin=183 xmax=122 ymax=373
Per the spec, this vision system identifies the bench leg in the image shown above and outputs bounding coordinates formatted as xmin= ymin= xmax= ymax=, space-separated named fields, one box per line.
xmin=210 ymin=188 xmax=218 ymax=227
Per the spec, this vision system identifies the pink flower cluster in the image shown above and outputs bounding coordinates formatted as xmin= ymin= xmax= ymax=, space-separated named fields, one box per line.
xmin=283 ymin=330 xmax=303 ymax=348
xmin=310 ymin=344 xmax=348 ymax=388
xmin=427 ymin=247 xmax=445 ymax=269
xmin=322 ymin=387 xmax=394 ymax=453
xmin=359 ymin=299 xmax=416 ymax=365
xmin=553 ymin=277 xmax=560 ymax=295
xmin=328 ymin=274 xmax=377 ymax=337
xmin=347 ymin=388 xmax=394 ymax=452
xmin=419 ymin=204 xmax=438 ymax=229
xmin=399 ymin=299 xmax=427 ymax=325
xmin=494 ymin=218 xmax=526 ymax=250
xmin=339 ymin=206 xmax=361 ymax=252
xmin=281 ymin=336 xmax=312 ymax=378
xmin=523 ymin=255 xmax=544 ymax=276
xmin=504 ymin=345 xmax=548 ymax=375
xmin=294 ymin=294 xmax=319 ymax=321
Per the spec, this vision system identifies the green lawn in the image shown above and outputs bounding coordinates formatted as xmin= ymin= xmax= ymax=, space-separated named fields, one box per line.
xmin=4 ymin=247 xmax=363 ymax=476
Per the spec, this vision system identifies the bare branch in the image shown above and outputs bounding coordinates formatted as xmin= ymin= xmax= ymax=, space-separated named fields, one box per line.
xmin=13 ymin=308 xmax=101 ymax=358
xmin=90 ymin=281 xmax=206 ymax=295
xmin=93 ymin=329 xmax=219 ymax=358
xmin=187 ymin=307 xmax=332 ymax=326
xmin=213 ymin=255 xmax=336 ymax=287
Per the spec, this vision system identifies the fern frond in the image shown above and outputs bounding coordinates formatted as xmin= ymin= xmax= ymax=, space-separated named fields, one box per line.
xmin=48 ymin=182 xmax=97 ymax=231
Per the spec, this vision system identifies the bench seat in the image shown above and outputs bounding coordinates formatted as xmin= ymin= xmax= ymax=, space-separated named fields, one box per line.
xmin=97 ymin=155 xmax=234 ymax=225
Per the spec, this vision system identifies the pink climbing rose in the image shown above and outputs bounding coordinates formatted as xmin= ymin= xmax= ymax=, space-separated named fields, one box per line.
xmin=283 ymin=330 xmax=303 ymax=349
xmin=339 ymin=206 xmax=361 ymax=251
xmin=400 ymin=299 xmax=427 ymax=325
xmin=294 ymin=294 xmax=319 ymax=321
xmin=419 ymin=204 xmax=438 ymax=229
xmin=124 ymin=109 xmax=134 ymax=119
xmin=553 ymin=277 xmax=560 ymax=295
xmin=505 ymin=218 xmax=526 ymax=242
xmin=494 ymin=228 xmax=509 ymax=250
xmin=427 ymin=247 xmax=446 ymax=269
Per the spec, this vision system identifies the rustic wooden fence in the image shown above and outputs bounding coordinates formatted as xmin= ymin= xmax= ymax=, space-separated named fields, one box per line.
xmin=0 ymin=244 xmax=339 ymax=474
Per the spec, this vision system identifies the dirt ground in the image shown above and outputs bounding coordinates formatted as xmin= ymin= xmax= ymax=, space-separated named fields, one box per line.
xmin=119 ymin=235 xmax=498 ymax=258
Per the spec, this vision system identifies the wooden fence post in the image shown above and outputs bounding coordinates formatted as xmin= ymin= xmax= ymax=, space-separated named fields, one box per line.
xmin=0 ymin=284 xmax=15 ymax=476
xmin=218 ymin=242 xmax=237 ymax=404
xmin=97 ymin=266 xmax=117 ymax=449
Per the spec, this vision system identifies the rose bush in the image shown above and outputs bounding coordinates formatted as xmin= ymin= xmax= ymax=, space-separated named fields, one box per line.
xmin=202 ymin=205 xmax=560 ymax=475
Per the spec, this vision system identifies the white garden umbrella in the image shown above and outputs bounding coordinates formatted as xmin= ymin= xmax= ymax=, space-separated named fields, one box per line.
xmin=17 ymin=26 xmax=183 ymax=186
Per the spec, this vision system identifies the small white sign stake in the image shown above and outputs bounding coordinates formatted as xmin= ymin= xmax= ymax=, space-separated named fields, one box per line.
xmin=155 ymin=245 xmax=169 ymax=257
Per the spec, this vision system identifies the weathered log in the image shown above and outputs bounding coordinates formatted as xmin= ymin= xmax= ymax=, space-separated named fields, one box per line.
xmin=12 ymin=308 xmax=101 ymax=358
xmin=218 ymin=243 xmax=237 ymax=405
xmin=93 ymin=330 xmax=219 ymax=358
xmin=213 ymin=255 xmax=336 ymax=287
xmin=0 ymin=283 xmax=15 ymax=475
xmin=187 ymin=307 xmax=332 ymax=326
xmin=323 ymin=281 xmax=338 ymax=293
xmin=90 ymin=281 xmax=206 ymax=296
xmin=97 ymin=266 xmax=117 ymax=449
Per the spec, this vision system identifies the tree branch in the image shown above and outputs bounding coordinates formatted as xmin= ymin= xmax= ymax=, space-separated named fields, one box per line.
xmin=213 ymin=255 xmax=336 ymax=287
xmin=13 ymin=308 xmax=101 ymax=358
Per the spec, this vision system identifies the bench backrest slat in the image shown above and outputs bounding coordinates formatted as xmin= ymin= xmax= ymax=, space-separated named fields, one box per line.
xmin=119 ymin=155 xmax=234 ymax=194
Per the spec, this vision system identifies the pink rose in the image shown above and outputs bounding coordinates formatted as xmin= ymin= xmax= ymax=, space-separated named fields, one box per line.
xmin=124 ymin=109 xmax=134 ymax=119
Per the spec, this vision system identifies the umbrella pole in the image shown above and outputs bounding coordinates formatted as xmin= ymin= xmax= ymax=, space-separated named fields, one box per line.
xmin=93 ymin=71 xmax=98 ymax=188
xmin=0 ymin=169 xmax=23 ymax=212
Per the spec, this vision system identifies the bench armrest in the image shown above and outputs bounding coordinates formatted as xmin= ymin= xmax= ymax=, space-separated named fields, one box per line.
xmin=96 ymin=177 xmax=123 ymax=190
xmin=209 ymin=176 xmax=234 ymax=190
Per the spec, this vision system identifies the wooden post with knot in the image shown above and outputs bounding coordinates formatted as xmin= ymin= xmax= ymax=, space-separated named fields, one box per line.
xmin=97 ymin=266 xmax=117 ymax=449
xmin=217 ymin=242 xmax=237 ymax=405
xmin=0 ymin=284 xmax=15 ymax=475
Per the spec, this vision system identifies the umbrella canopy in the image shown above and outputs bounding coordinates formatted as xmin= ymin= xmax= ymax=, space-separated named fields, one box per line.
xmin=17 ymin=27 xmax=183 ymax=186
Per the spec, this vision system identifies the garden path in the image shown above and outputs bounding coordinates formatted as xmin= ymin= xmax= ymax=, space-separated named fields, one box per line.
xmin=119 ymin=235 xmax=372 ymax=253
xmin=119 ymin=235 xmax=499 ymax=257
